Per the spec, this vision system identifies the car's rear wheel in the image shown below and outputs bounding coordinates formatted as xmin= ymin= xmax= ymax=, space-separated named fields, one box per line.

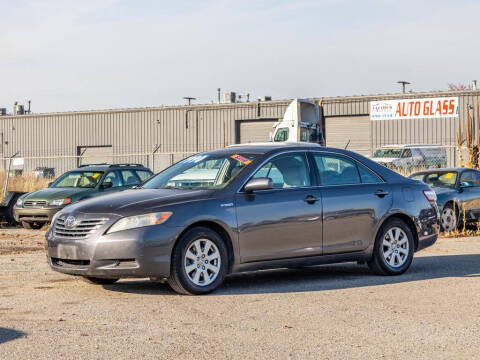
xmin=82 ymin=277 xmax=118 ymax=285
xmin=441 ymin=203 xmax=459 ymax=232
xmin=168 ymin=227 xmax=228 ymax=295
xmin=21 ymin=221 xmax=45 ymax=230
xmin=368 ymin=218 xmax=414 ymax=275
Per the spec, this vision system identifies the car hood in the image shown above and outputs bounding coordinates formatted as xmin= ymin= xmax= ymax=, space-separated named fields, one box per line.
xmin=24 ymin=187 xmax=92 ymax=201
xmin=63 ymin=188 xmax=214 ymax=216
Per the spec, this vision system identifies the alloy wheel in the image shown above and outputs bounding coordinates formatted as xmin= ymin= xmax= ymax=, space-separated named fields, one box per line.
xmin=382 ymin=227 xmax=409 ymax=268
xmin=184 ymin=239 xmax=221 ymax=286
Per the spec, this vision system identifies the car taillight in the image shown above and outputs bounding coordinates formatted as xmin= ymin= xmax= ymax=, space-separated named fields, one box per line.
xmin=423 ymin=189 xmax=437 ymax=203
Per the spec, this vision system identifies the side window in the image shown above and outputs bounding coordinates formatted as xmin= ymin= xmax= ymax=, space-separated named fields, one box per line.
xmin=300 ymin=127 xmax=308 ymax=141
xmin=358 ymin=163 xmax=383 ymax=184
xmin=103 ymin=171 xmax=122 ymax=187
xmin=461 ymin=171 xmax=480 ymax=186
xmin=121 ymin=170 xmax=141 ymax=186
xmin=313 ymin=153 xmax=361 ymax=185
xmin=136 ymin=170 xmax=152 ymax=182
xmin=252 ymin=153 xmax=311 ymax=189
xmin=274 ymin=128 xmax=289 ymax=142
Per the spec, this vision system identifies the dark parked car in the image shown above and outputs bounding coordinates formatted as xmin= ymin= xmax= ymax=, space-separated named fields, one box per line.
xmin=46 ymin=144 xmax=439 ymax=295
xmin=410 ymin=168 xmax=480 ymax=231
xmin=14 ymin=164 xmax=153 ymax=229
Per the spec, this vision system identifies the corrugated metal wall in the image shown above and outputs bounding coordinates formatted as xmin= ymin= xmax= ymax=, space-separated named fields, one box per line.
xmin=2 ymin=90 xmax=480 ymax=175
xmin=322 ymin=90 xmax=480 ymax=166
xmin=0 ymin=101 xmax=289 ymax=174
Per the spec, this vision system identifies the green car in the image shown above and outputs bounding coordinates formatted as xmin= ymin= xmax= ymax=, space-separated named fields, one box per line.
xmin=13 ymin=164 xmax=153 ymax=229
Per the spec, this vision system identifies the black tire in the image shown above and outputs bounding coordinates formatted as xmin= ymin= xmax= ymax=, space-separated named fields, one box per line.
xmin=167 ymin=227 xmax=228 ymax=295
xmin=82 ymin=277 xmax=119 ymax=285
xmin=6 ymin=197 xmax=20 ymax=226
xmin=21 ymin=221 xmax=45 ymax=230
xmin=368 ymin=218 xmax=415 ymax=276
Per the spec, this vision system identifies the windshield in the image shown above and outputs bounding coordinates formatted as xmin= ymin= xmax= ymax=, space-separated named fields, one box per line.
xmin=373 ymin=148 xmax=402 ymax=158
xmin=142 ymin=153 xmax=257 ymax=190
xmin=52 ymin=171 xmax=104 ymax=188
xmin=410 ymin=172 xmax=457 ymax=189
xmin=274 ymin=128 xmax=289 ymax=142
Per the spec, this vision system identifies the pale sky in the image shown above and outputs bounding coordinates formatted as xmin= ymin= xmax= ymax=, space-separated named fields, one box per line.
xmin=1 ymin=0 xmax=479 ymax=113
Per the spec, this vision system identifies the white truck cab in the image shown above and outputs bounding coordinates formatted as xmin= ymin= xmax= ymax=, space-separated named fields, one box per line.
xmin=271 ymin=98 xmax=325 ymax=145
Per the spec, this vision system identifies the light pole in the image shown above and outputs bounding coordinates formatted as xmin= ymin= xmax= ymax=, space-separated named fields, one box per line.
xmin=397 ymin=81 xmax=410 ymax=94
xmin=183 ymin=97 xmax=196 ymax=106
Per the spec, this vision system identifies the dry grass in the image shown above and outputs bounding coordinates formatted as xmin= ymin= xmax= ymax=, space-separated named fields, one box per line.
xmin=0 ymin=172 xmax=50 ymax=194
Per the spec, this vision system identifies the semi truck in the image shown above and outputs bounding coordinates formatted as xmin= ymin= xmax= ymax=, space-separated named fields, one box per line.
xmin=271 ymin=98 xmax=325 ymax=145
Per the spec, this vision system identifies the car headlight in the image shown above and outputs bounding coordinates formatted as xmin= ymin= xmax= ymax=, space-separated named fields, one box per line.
xmin=16 ymin=198 xmax=23 ymax=207
xmin=50 ymin=198 xmax=71 ymax=206
xmin=107 ymin=212 xmax=172 ymax=234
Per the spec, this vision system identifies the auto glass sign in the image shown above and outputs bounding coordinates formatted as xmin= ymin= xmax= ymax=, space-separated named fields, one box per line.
xmin=370 ymin=97 xmax=459 ymax=120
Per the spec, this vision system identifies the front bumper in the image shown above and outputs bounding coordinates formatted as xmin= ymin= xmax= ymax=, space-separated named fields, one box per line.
xmin=13 ymin=206 xmax=62 ymax=223
xmin=46 ymin=221 xmax=180 ymax=279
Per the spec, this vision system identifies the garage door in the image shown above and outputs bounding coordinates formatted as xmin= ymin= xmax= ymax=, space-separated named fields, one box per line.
xmin=78 ymin=146 xmax=113 ymax=166
xmin=325 ymin=116 xmax=371 ymax=156
xmin=238 ymin=120 xmax=277 ymax=143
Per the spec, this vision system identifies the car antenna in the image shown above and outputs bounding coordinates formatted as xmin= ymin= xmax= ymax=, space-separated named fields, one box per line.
xmin=344 ymin=140 xmax=351 ymax=150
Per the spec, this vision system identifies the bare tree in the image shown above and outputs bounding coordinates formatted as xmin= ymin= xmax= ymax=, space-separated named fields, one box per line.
xmin=448 ymin=83 xmax=470 ymax=91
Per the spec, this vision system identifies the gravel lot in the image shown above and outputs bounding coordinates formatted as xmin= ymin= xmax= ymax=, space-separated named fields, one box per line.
xmin=0 ymin=229 xmax=479 ymax=359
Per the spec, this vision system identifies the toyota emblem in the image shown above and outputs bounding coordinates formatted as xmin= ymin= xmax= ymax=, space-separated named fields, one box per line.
xmin=64 ymin=216 xmax=77 ymax=229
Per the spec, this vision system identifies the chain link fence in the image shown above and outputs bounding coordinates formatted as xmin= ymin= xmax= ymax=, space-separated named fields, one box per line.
xmin=1 ymin=152 xmax=198 ymax=179
xmin=0 ymin=145 xmax=473 ymax=180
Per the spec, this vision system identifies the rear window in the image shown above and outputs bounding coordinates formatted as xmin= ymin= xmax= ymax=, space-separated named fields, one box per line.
xmin=136 ymin=170 xmax=152 ymax=181
xmin=410 ymin=172 xmax=457 ymax=189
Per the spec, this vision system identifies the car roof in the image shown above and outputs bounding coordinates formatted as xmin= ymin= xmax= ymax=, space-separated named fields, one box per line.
xmin=70 ymin=164 xmax=152 ymax=172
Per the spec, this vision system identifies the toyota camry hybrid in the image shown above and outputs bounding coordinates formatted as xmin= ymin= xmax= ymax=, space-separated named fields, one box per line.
xmin=46 ymin=143 xmax=440 ymax=295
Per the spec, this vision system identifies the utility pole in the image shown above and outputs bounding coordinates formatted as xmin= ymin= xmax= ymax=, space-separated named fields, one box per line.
xmin=397 ymin=81 xmax=410 ymax=94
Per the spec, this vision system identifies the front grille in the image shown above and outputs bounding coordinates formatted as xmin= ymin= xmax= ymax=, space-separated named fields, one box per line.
xmin=54 ymin=217 xmax=108 ymax=239
xmin=24 ymin=200 xmax=48 ymax=208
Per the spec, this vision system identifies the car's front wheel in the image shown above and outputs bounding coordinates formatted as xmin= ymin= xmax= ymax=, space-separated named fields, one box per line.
xmin=368 ymin=218 xmax=414 ymax=275
xmin=168 ymin=227 xmax=228 ymax=295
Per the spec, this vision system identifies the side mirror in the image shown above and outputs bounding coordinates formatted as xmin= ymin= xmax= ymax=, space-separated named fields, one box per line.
xmin=269 ymin=132 xmax=273 ymax=141
xmin=460 ymin=181 xmax=474 ymax=188
xmin=48 ymin=182 xmax=54 ymax=187
xmin=244 ymin=177 xmax=273 ymax=193
xmin=101 ymin=181 xmax=113 ymax=189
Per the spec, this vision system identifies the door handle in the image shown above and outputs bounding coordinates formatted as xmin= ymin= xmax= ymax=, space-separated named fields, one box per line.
xmin=304 ymin=195 xmax=320 ymax=204
xmin=375 ymin=190 xmax=389 ymax=198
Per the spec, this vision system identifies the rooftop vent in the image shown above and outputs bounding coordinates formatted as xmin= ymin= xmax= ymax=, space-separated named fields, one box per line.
xmin=222 ymin=92 xmax=236 ymax=103
xmin=258 ymin=96 xmax=272 ymax=102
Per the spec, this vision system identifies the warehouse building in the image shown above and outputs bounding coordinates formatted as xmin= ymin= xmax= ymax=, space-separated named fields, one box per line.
xmin=1 ymin=89 xmax=479 ymax=175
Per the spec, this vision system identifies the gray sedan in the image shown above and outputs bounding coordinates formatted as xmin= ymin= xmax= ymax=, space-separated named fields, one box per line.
xmin=46 ymin=143 xmax=439 ymax=295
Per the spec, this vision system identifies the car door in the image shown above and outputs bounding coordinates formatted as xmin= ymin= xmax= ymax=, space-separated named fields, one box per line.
xmin=235 ymin=152 xmax=323 ymax=263
xmin=312 ymin=152 xmax=392 ymax=254
xmin=458 ymin=170 xmax=480 ymax=220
